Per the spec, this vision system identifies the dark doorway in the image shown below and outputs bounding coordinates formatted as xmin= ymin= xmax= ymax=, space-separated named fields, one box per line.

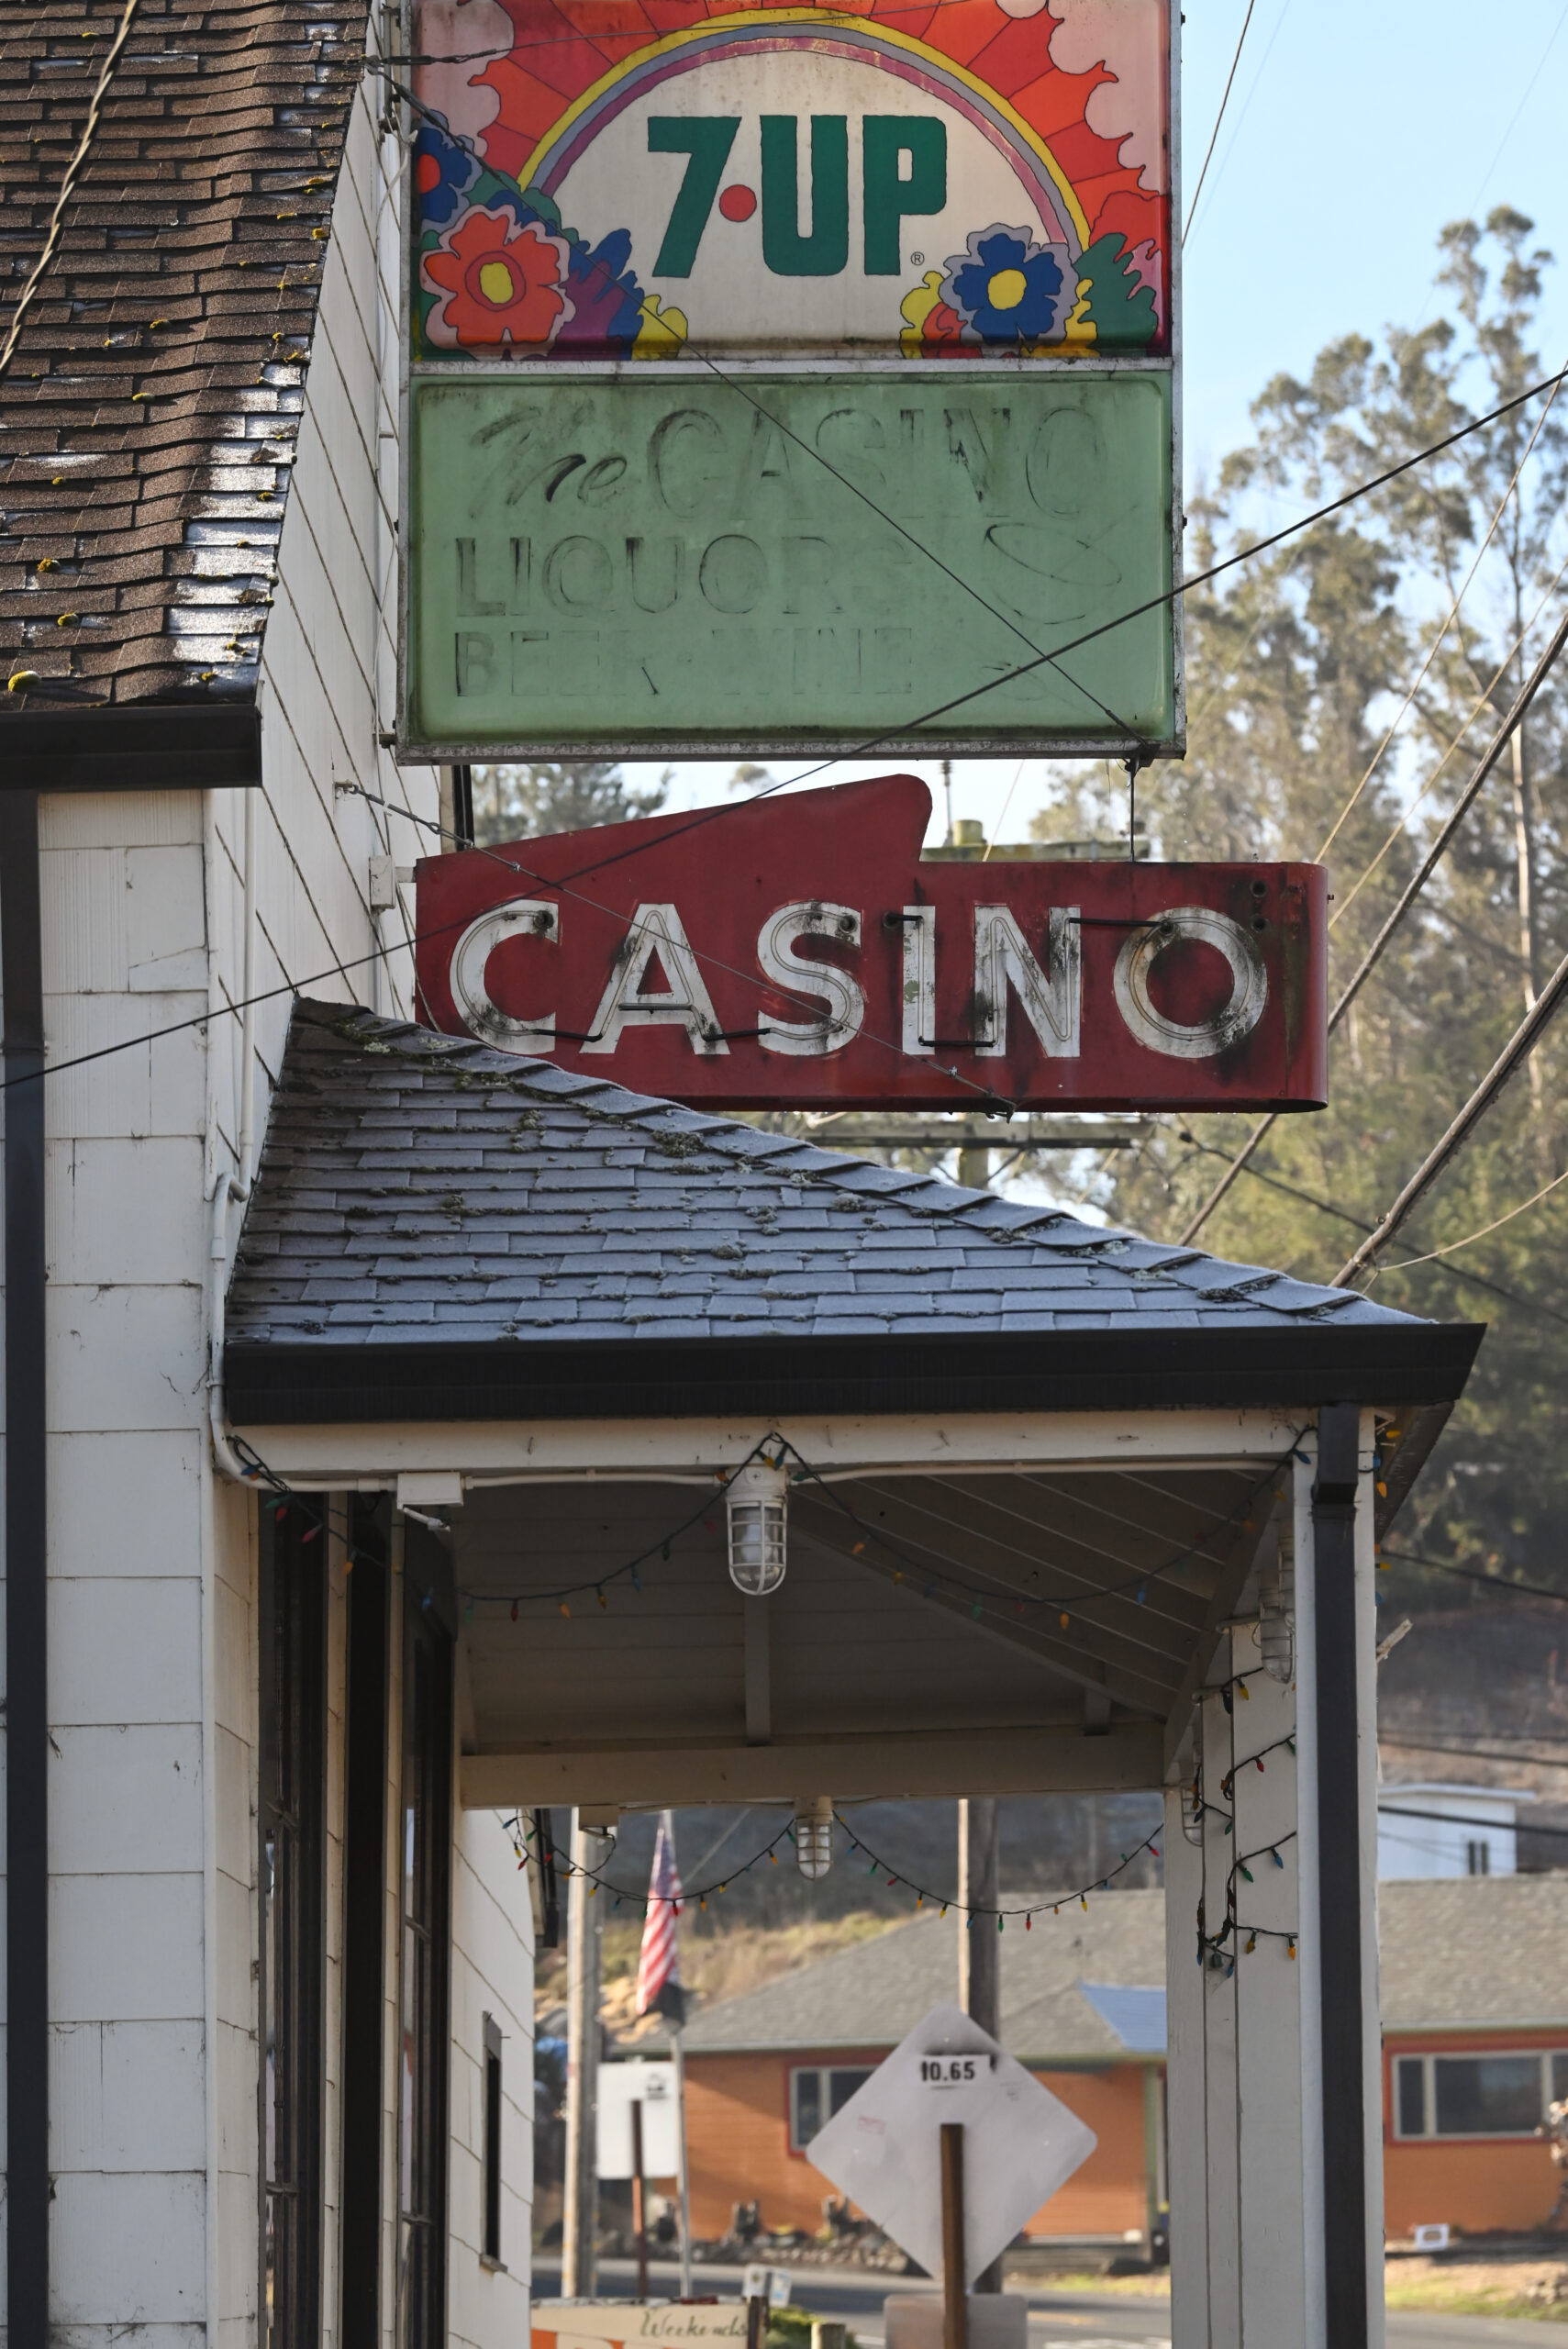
xmin=341 ymin=1497 xmax=392 ymax=2349
xmin=260 ymin=1503 xmax=328 ymax=2349
xmin=398 ymin=1575 xmax=454 ymax=2349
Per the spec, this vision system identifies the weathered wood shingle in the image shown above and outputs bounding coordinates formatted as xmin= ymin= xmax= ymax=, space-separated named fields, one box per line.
xmin=0 ymin=0 xmax=369 ymax=704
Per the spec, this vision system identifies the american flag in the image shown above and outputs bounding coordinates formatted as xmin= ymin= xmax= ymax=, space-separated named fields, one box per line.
xmin=636 ymin=1809 xmax=684 ymax=2020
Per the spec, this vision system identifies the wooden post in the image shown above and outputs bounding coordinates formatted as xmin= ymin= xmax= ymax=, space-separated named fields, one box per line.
xmin=631 ymin=2099 xmax=649 ymax=2299
xmin=957 ymin=1800 xmax=1002 ymax=2293
xmin=672 ymin=2022 xmax=694 ymax=2297
xmin=940 ymin=2121 xmax=967 ymax=2349
xmin=562 ymin=1813 xmax=605 ymax=2298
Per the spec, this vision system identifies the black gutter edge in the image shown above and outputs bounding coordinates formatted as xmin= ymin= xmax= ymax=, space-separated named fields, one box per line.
xmin=0 ymin=703 xmax=261 ymax=790
xmin=2 ymin=791 xmax=48 ymax=2349
xmin=226 ymin=1322 xmax=1485 ymax=1427
xmin=1313 ymin=1401 xmax=1370 ymax=2349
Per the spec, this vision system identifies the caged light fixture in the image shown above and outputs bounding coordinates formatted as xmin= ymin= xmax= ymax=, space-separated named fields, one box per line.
xmin=794 ymin=1797 xmax=834 ymax=1880
xmin=726 ymin=1455 xmax=789 ymax=1596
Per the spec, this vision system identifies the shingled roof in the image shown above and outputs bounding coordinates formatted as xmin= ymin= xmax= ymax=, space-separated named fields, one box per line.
xmin=679 ymin=1893 xmax=1170 ymax=2062
xmin=0 ymin=0 xmax=367 ymax=706
xmin=222 ymin=998 xmax=1481 ymax=1430
xmin=675 ymin=1876 xmax=1568 ymax=2058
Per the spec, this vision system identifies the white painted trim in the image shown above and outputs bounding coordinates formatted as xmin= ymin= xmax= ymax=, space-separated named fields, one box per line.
xmin=1292 ymin=1437 xmax=1326 ymax=2349
xmin=1355 ymin=1419 xmax=1387 ymax=2349
xmin=1163 ymin=1781 xmax=1207 ymax=2349
xmin=232 ymin=1406 xmax=1306 ymax=1486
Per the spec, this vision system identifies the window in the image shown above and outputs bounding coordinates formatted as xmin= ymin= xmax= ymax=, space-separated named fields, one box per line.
xmin=483 ymin=2014 xmax=505 ymax=2266
xmin=260 ymin=1505 xmax=328 ymax=2349
xmin=1466 ymin=1839 xmax=1491 ymax=1876
xmin=398 ymin=1584 xmax=454 ymax=2349
xmin=1392 ymin=2050 xmax=1565 ymax=2138
xmin=789 ymin=2066 xmax=873 ymax=2151
xmin=1396 ymin=2056 xmax=1426 ymax=2139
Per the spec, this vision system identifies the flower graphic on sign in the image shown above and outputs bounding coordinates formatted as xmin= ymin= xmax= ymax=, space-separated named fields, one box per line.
xmin=412 ymin=116 xmax=479 ymax=229
xmin=634 ymin=295 xmax=690 ymax=356
xmin=899 ymin=269 xmax=973 ymax=356
xmin=555 ymin=225 xmax=646 ymax=352
xmin=943 ymin=228 xmax=1066 ymax=346
xmin=421 ymin=205 xmax=573 ymax=350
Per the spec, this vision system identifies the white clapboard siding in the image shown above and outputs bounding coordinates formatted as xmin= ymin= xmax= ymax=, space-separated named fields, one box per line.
xmin=3 ymin=65 xmax=533 ymax=2349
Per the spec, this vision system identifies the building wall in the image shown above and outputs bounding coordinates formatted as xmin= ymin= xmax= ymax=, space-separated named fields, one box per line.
xmin=1382 ymin=2031 xmax=1562 ymax=2239
xmin=5 ymin=50 xmax=533 ymax=2349
xmin=449 ymin=1809 xmax=535 ymax=2349
xmin=684 ymin=2050 xmax=1152 ymax=2244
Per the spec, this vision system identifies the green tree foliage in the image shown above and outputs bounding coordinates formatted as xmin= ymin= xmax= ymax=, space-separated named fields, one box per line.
xmin=471 ymin=758 xmax=669 ymax=846
xmin=1055 ymin=209 xmax=1568 ymax=1604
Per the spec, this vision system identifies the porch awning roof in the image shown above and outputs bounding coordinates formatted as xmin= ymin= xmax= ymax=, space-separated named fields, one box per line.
xmin=225 ymin=998 xmax=1479 ymax=1431
xmin=227 ymin=1004 xmax=1484 ymax=1804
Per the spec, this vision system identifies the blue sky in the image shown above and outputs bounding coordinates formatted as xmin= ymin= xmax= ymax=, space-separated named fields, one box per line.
xmin=628 ymin=0 xmax=1568 ymax=843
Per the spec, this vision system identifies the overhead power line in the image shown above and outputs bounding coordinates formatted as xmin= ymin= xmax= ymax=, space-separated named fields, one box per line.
xmin=549 ymin=359 xmax=1568 ymax=891
xmin=1182 ymin=0 xmax=1255 ymax=245
xmin=6 ymin=362 xmax=1568 ymax=1100
xmin=1165 ymin=1130 xmax=1568 ymax=1327
xmin=0 ymin=0 xmax=141 ymax=386
xmin=1316 ymin=366 xmax=1568 ymax=866
xmin=1333 ymin=930 xmax=1568 ymax=1286
xmin=1380 ymin=1549 xmax=1568 ymax=1606
xmin=1178 ymin=597 xmax=1568 ymax=1246
xmin=1376 ymin=1165 xmax=1568 ymax=1274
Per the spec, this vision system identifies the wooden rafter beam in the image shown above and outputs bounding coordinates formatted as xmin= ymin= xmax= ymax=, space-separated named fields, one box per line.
xmin=458 ymin=1720 xmax=1164 ymax=1809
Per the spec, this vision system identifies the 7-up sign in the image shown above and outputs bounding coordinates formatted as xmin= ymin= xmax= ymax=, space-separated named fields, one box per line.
xmin=530 ymin=46 xmax=1089 ymax=355
xmin=648 ymin=114 xmax=949 ymax=278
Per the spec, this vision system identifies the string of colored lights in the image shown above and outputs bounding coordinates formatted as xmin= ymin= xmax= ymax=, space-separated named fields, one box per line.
xmin=504 ymin=1808 xmax=800 ymax=1911
xmin=1229 ymin=1830 xmax=1296 ymax=1893
xmin=830 ymin=1809 xmax=1162 ymax=1927
xmin=1219 ymin=1731 xmax=1296 ymax=1798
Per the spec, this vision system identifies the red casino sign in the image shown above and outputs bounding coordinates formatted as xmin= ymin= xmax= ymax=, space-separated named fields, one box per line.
xmin=414 ymin=774 xmax=1326 ymax=1113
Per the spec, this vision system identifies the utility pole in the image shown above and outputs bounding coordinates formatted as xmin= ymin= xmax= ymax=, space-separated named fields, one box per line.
xmin=957 ymin=1798 xmax=1002 ymax=2292
xmin=562 ymin=1810 xmax=607 ymax=2298
xmin=941 ymin=757 xmax=954 ymax=848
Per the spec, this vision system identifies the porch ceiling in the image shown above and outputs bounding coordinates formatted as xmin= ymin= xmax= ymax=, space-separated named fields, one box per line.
xmin=453 ymin=1454 xmax=1267 ymax=1809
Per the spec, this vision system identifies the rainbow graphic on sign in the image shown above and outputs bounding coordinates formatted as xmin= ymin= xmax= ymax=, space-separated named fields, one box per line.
xmin=411 ymin=0 xmax=1170 ymax=362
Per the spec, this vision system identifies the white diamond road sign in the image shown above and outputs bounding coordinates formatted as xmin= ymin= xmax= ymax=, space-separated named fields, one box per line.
xmin=805 ymin=2000 xmax=1096 ymax=2286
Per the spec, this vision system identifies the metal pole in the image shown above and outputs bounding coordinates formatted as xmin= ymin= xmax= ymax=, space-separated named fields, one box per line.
xmin=956 ymin=1799 xmax=1002 ymax=2291
xmin=562 ymin=1812 xmax=604 ymax=2298
xmin=631 ymin=2099 xmax=649 ymax=2300
xmin=957 ymin=1798 xmax=1000 ymax=2035
xmin=672 ymin=2023 xmax=694 ymax=2296
xmin=940 ymin=2121 xmax=968 ymax=2349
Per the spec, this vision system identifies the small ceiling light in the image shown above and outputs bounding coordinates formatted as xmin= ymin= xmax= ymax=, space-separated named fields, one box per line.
xmin=727 ymin=1456 xmax=788 ymax=1596
xmin=795 ymin=1797 xmax=833 ymax=1880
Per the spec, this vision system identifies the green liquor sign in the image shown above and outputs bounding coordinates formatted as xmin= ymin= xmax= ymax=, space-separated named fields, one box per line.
xmin=400 ymin=0 xmax=1179 ymax=760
